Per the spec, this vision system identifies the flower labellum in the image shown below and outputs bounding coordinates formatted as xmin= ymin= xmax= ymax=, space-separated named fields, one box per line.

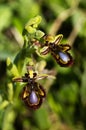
xmin=58 ymin=52 xmax=69 ymax=63
xmin=29 ymin=91 xmax=38 ymax=104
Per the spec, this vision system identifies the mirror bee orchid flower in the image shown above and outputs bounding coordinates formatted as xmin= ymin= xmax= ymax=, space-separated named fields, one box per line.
xmin=13 ymin=65 xmax=46 ymax=110
xmin=40 ymin=34 xmax=73 ymax=67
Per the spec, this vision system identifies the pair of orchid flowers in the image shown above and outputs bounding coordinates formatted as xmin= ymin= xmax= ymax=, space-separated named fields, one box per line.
xmin=13 ymin=34 xmax=73 ymax=110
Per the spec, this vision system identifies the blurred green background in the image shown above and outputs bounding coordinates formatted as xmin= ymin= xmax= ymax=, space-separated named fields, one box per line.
xmin=0 ymin=0 xmax=86 ymax=130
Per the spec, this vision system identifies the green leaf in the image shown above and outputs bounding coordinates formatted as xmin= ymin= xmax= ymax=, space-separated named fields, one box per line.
xmin=57 ymin=81 xmax=79 ymax=104
xmin=45 ymin=0 xmax=68 ymax=15
xmin=0 ymin=33 xmax=19 ymax=60
xmin=2 ymin=106 xmax=16 ymax=130
xmin=7 ymin=57 xmax=19 ymax=77
xmin=72 ymin=10 xmax=85 ymax=33
xmin=17 ymin=0 xmax=40 ymax=22
xmin=48 ymin=93 xmax=62 ymax=113
xmin=0 ymin=5 xmax=12 ymax=31
xmin=34 ymin=108 xmax=50 ymax=130
xmin=0 ymin=100 xmax=9 ymax=110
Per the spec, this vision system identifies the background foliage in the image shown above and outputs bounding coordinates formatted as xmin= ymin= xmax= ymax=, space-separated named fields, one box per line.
xmin=0 ymin=0 xmax=86 ymax=130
